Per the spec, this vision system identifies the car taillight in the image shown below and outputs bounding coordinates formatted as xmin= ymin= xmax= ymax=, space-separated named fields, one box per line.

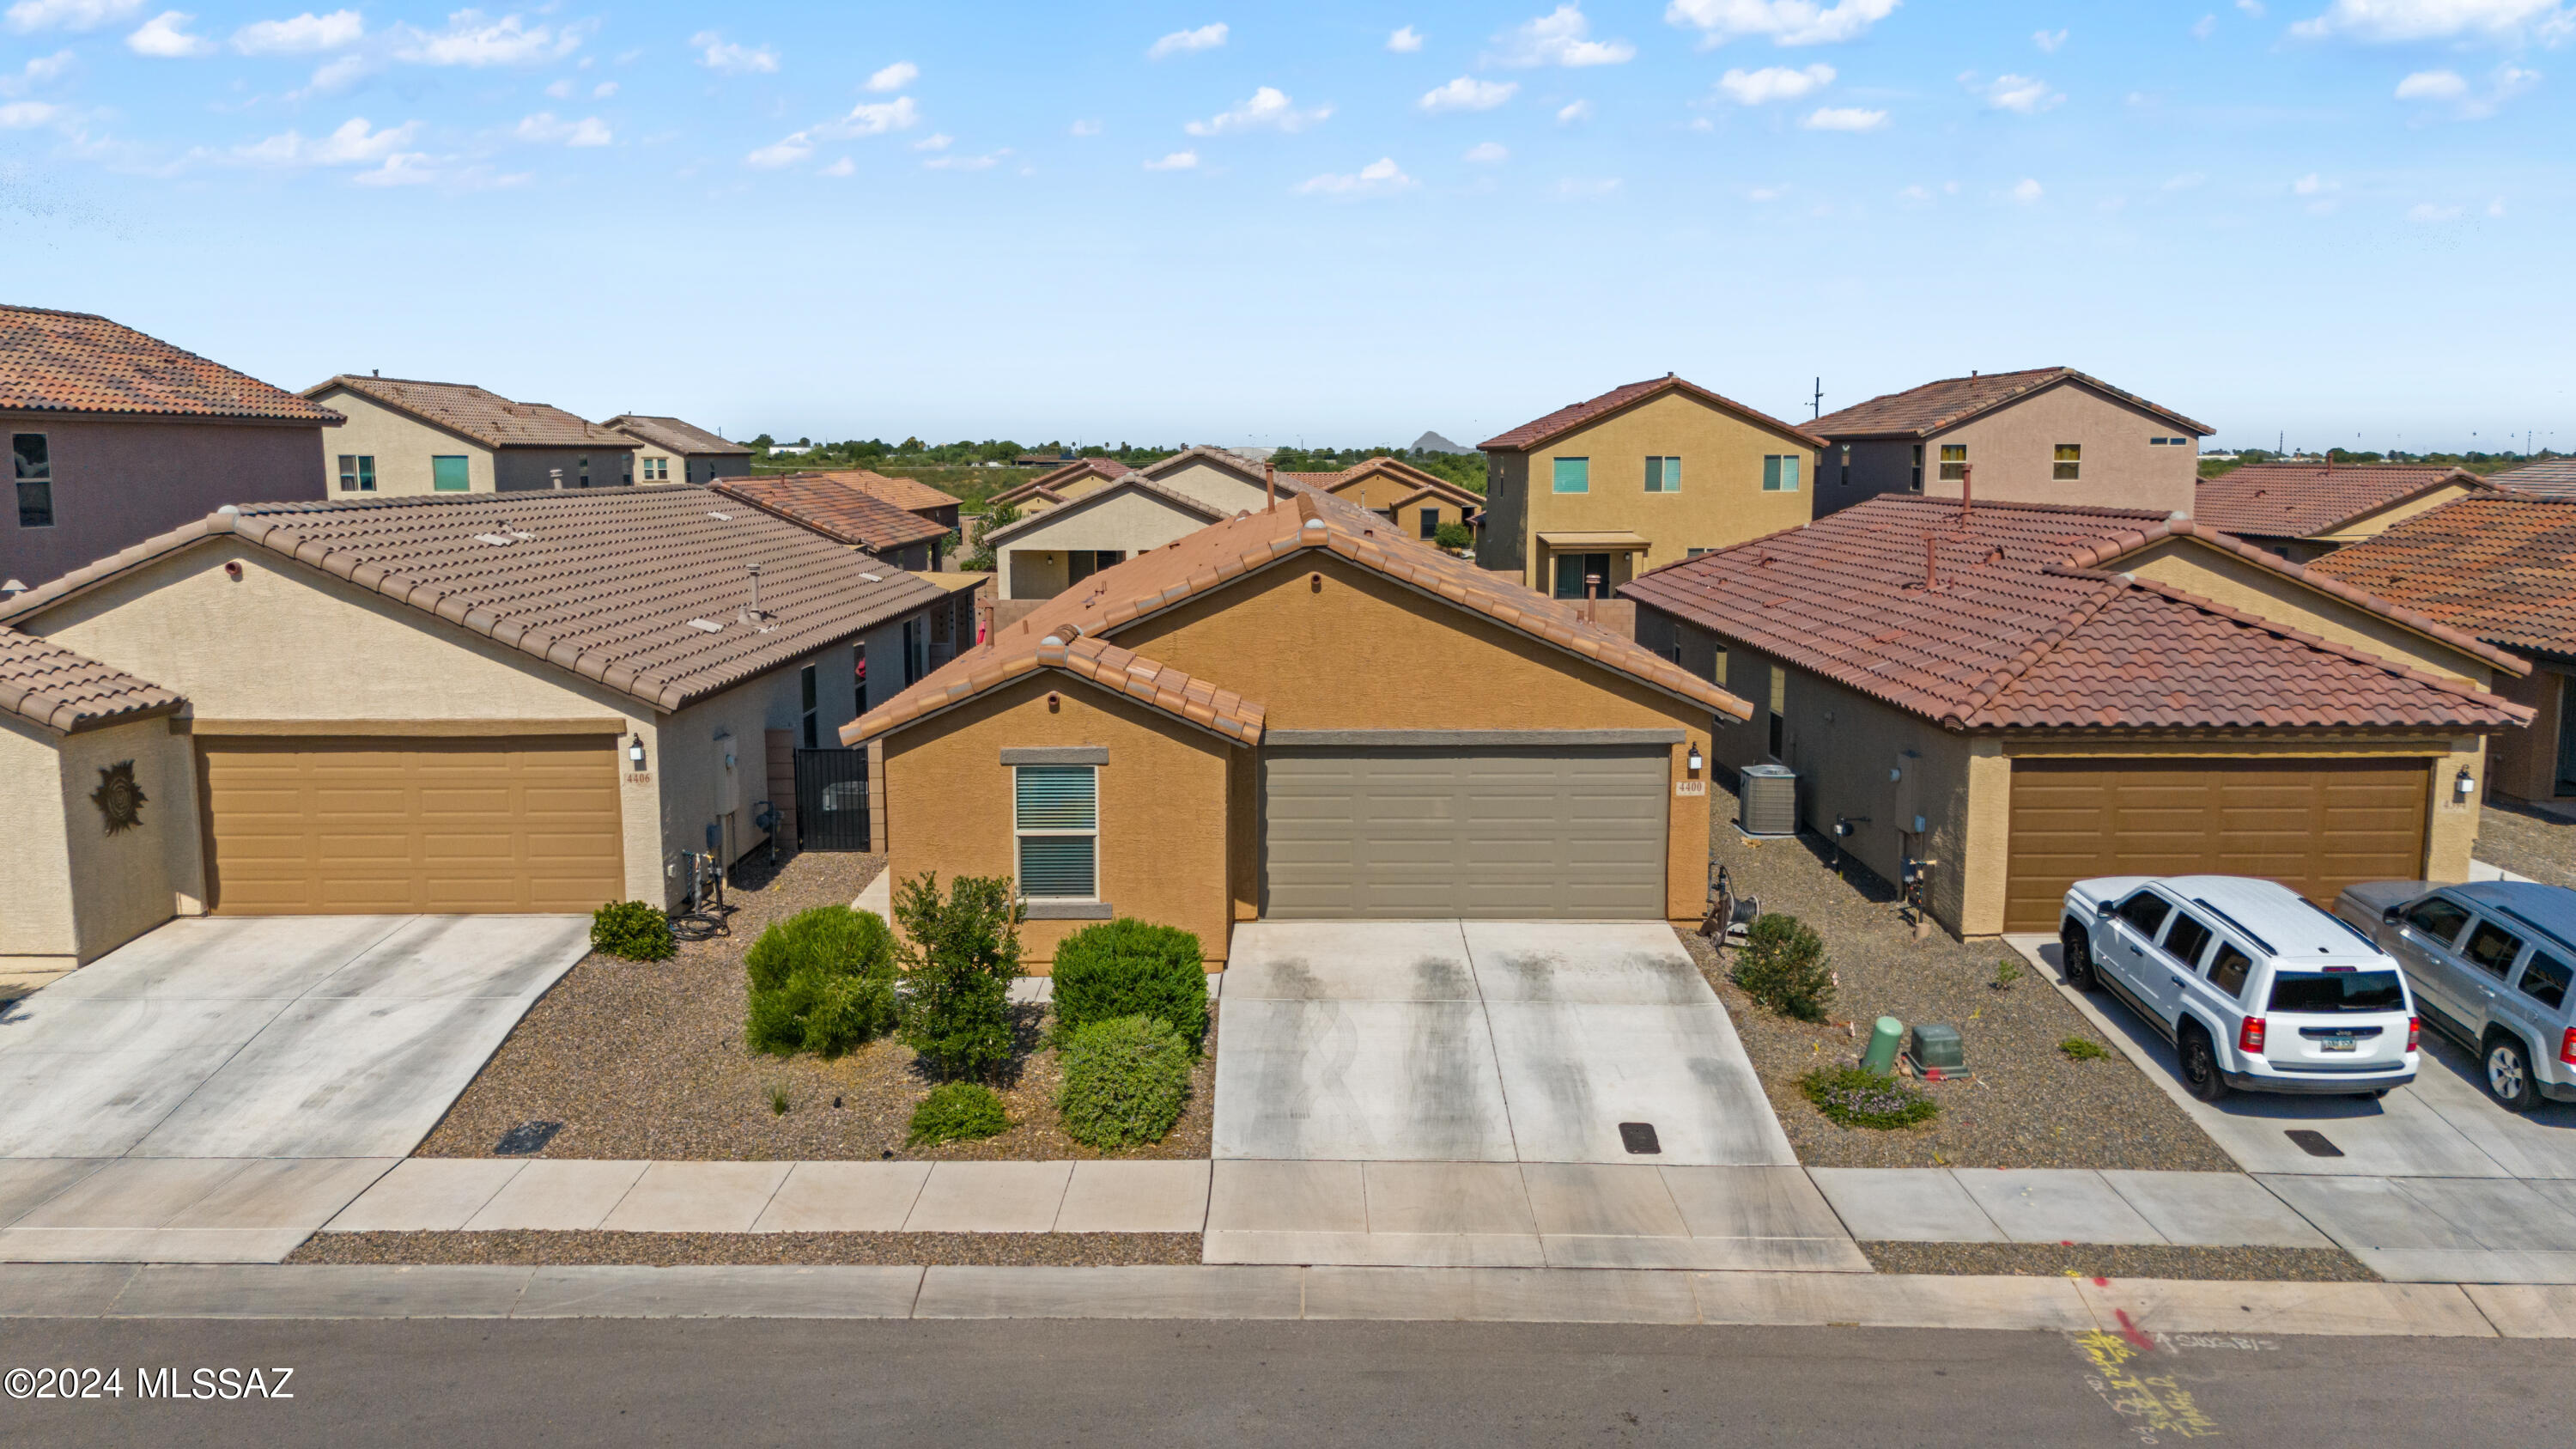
xmin=2560 ymin=1027 xmax=2576 ymax=1067
xmin=2239 ymin=1017 xmax=2267 ymax=1053
xmin=2409 ymin=1018 xmax=2421 ymax=1053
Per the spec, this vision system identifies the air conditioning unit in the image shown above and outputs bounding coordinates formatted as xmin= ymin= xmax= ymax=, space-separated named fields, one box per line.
xmin=1740 ymin=763 xmax=1798 ymax=837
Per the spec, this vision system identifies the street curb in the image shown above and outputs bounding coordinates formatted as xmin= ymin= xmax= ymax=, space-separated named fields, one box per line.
xmin=0 ymin=1263 xmax=2556 ymax=1336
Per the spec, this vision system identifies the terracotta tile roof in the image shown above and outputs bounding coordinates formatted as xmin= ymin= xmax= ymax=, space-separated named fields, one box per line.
xmin=1139 ymin=444 xmax=1269 ymax=484
xmin=1020 ymin=457 xmax=1144 ymax=495
xmin=302 ymin=375 xmax=636 ymax=451
xmin=1331 ymin=456 xmax=1484 ymax=508
xmin=714 ymin=474 xmax=952 ymax=554
xmin=2494 ymin=459 xmax=2576 ymax=501
xmin=1 ymin=487 xmax=945 ymax=714
xmin=2309 ymin=494 xmax=2576 ymax=661
xmin=849 ymin=490 xmax=1747 ymax=744
xmin=0 ymin=304 xmax=337 ymax=425
xmin=604 ymin=414 xmax=751 ymax=456
xmin=852 ymin=633 xmax=1266 ymax=746
xmin=1619 ymin=495 xmax=2527 ymax=734
xmin=1276 ymin=471 xmax=1347 ymax=490
xmin=799 ymin=469 xmax=960 ymax=515
xmin=2194 ymin=463 xmax=2489 ymax=539
xmin=1480 ymin=374 xmax=1829 ymax=453
xmin=1808 ymin=367 xmax=2211 ymax=441
xmin=979 ymin=475 xmax=1228 ymax=546
xmin=0 ymin=625 xmax=183 ymax=734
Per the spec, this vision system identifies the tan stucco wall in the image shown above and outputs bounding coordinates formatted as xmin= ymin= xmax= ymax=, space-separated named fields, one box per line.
xmin=306 ymin=387 xmax=498 ymax=496
xmin=2315 ymin=483 xmax=2483 ymax=546
xmin=1139 ymin=460 xmax=1270 ymax=516
xmin=0 ymin=716 xmax=77 ymax=962
xmin=1484 ymin=391 xmax=1820 ymax=592
xmin=2117 ymin=538 xmax=2497 ymax=688
xmin=2493 ymin=664 xmax=2572 ymax=801
xmin=1929 ymin=383 xmax=2197 ymax=514
xmin=0 ymin=714 xmax=197 ymax=965
xmin=993 ymin=489 xmax=1213 ymax=600
xmin=882 ymin=674 xmax=1236 ymax=969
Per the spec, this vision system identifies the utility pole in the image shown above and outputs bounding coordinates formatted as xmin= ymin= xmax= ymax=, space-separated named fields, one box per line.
xmin=1811 ymin=378 xmax=1824 ymax=420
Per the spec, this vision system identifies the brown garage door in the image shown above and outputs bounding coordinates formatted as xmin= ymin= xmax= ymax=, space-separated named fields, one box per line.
xmin=200 ymin=735 xmax=624 ymax=915
xmin=2004 ymin=757 xmax=2430 ymax=932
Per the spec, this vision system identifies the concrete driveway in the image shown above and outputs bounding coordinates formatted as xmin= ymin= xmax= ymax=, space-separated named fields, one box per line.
xmin=0 ymin=913 xmax=591 ymax=1262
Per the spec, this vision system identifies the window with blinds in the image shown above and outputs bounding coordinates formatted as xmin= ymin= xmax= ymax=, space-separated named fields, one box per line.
xmin=1014 ymin=764 xmax=1097 ymax=898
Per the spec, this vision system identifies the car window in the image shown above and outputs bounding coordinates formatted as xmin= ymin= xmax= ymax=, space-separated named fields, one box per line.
xmin=2403 ymin=897 xmax=2472 ymax=947
xmin=2462 ymin=920 xmax=2524 ymax=980
xmin=2160 ymin=913 xmax=2215 ymax=969
xmin=2115 ymin=892 xmax=2172 ymax=938
xmin=2269 ymin=970 xmax=2407 ymax=1014
xmin=2516 ymin=951 xmax=2573 ymax=1013
xmin=2208 ymin=942 xmax=2253 ymax=999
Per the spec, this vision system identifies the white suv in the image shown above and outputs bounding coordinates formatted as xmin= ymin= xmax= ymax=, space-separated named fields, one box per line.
xmin=2059 ymin=874 xmax=2419 ymax=1101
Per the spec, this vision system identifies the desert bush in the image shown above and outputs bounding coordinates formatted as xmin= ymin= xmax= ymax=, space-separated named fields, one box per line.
xmin=2060 ymin=1037 xmax=2112 ymax=1062
xmin=908 ymin=1081 xmax=1009 ymax=1146
xmin=1056 ymin=1015 xmax=1193 ymax=1149
xmin=1732 ymin=913 xmax=1835 ymax=1021
xmin=744 ymin=904 xmax=895 ymax=993
xmin=742 ymin=905 xmax=898 ymax=1058
xmin=1050 ymin=919 xmax=1209 ymax=1051
xmin=591 ymin=900 xmax=675 ymax=961
xmin=895 ymin=874 xmax=1024 ymax=1081
xmin=1433 ymin=521 xmax=1473 ymax=551
xmin=1799 ymin=1065 xmax=1939 ymax=1129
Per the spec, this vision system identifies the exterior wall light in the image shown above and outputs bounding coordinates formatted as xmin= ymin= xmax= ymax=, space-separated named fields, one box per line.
xmin=629 ymin=734 xmax=647 ymax=770
xmin=1686 ymin=744 xmax=1704 ymax=773
xmin=2456 ymin=767 xmax=2475 ymax=800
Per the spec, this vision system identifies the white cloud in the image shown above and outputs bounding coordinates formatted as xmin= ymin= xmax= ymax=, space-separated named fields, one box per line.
xmin=2034 ymin=27 xmax=2069 ymax=49
xmin=1069 ymin=118 xmax=1103 ymax=136
xmin=1419 ymin=76 xmax=1516 ymax=111
xmin=1388 ymin=24 xmax=1424 ymax=52
xmin=1558 ymin=176 xmax=1620 ymax=197
xmin=822 ymin=96 xmax=919 ymax=137
xmin=298 ymin=51 xmax=370 ymax=92
xmin=235 ymin=114 xmax=419 ymax=167
xmin=2011 ymin=176 xmax=2044 ymax=203
xmin=0 ymin=48 xmax=74 ymax=94
xmin=924 ymin=148 xmax=1005 ymax=171
xmin=1748 ymin=184 xmax=1787 ymax=200
xmin=2164 ymin=170 xmax=2207 ymax=189
xmin=2407 ymin=200 xmax=2462 ymax=220
xmin=1146 ymin=21 xmax=1226 ymax=59
xmin=1493 ymin=4 xmax=1635 ymax=65
xmin=1802 ymin=105 xmax=1886 ymax=129
xmin=2239 ymin=0 xmax=2267 ymax=13
xmin=1897 ymin=183 xmax=1932 ymax=201
xmin=2293 ymin=171 xmax=2335 ymax=193
xmin=746 ymin=131 xmax=812 ymax=168
xmin=1716 ymin=63 xmax=1832 ymax=102
xmin=4 ymin=0 xmax=137 ymax=33
xmin=2396 ymin=67 xmax=2469 ymax=98
xmin=515 ymin=111 xmax=609 ymax=146
xmin=127 ymin=9 xmax=213 ymax=56
xmin=1144 ymin=149 xmax=1197 ymax=170
xmin=692 ymin=30 xmax=777 ymax=75
xmin=232 ymin=9 xmax=360 ymax=53
xmin=2192 ymin=12 xmax=2218 ymax=36
xmin=1297 ymin=155 xmax=1416 ymax=196
xmin=820 ymin=157 xmax=854 ymax=177
xmin=397 ymin=10 xmax=584 ymax=67
xmin=1556 ymin=99 xmax=1592 ymax=122
xmin=911 ymin=131 xmax=951 ymax=151
xmin=1185 ymin=86 xmax=1330 ymax=134
xmin=866 ymin=60 xmax=916 ymax=92
xmin=1464 ymin=140 xmax=1509 ymax=161
xmin=0 ymin=100 xmax=61 ymax=125
xmin=2400 ymin=63 xmax=2540 ymax=115
xmin=2292 ymin=0 xmax=2571 ymax=42
xmin=544 ymin=76 xmax=571 ymax=98
xmin=592 ymin=81 xmax=616 ymax=98
xmin=1662 ymin=0 xmax=1899 ymax=46
xmin=1970 ymin=72 xmax=2064 ymax=113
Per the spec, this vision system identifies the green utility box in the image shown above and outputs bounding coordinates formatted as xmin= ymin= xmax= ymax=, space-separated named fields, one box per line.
xmin=1907 ymin=1023 xmax=1965 ymax=1077
xmin=1861 ymin=1017 xmax=1905 ymax=1075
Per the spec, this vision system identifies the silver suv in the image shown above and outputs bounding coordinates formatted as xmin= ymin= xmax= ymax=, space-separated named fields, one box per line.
xmin=2336 ymin=880 xmax=2576 ymax=1112
xmin=2061 ymin=874 xmax=2419 ymax=1101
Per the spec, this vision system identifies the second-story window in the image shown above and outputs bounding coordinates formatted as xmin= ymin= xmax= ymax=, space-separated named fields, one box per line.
xmin=1552 ymin=457 xmax=1589 ymax=494
xmin=1761 ymin=455 xmax=1801 ymax=492
xmin=1643 ymin=456 xmax=1682 ymax=493
xmin=2054 ymin=443 xmax=2081 ymax=481
xmin=1939 ymin=443 xmax=1968 ymax=481
xmin=337 ymin=454 xmax=376 ymax=492
xmin=1910 ymin=444 xmax=1923 ymax=492
xmin=14 ymin=432 xmax=52 ymax=528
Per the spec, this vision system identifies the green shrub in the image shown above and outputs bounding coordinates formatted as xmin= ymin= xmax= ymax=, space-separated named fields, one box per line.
xmin=1799 ymin=1066 xmax=1939 ymax=1129
xmin=908 ymin=1081 xmax=1009 ymax=1146
xmin=1050 ymin=919 xmax=1209 ymax=1052
xmin=591 ymin=900 xmax=675 ymax=961
xmin=895 ymin=874 xmax=1024 ymax=1081
xmin=2060 ymin=1037 xmax=2111 ymax=1062
xmin=1732 ymin=913 xmax=1835 ymax=1021
xmin=1433 ymin=521 xmax=1473 ymax=551
xmin=742 ymin=905 xmax=898 ymax=1058
xmin=1056 ymin=1015 xmax=1194 ymax=1149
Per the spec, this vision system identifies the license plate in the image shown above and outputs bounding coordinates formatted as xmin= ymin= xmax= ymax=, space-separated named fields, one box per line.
xmin=2322 ymin=1039 xmax=2357 ymax=1052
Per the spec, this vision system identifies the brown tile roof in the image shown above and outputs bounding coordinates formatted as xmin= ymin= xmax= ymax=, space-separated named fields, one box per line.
xmin=605 ymin=414 xmax=751 ymax=456
xmin=1619 ymin=495 xmax=2527 ymax=734
xmin=2494 ymin=459 xmax=2576 ymax=501
xmin=852 ymin=633 xmax=1267 ymax=747
xmin=0 ymin=625 xmax=184 ymax=734
xmin=302 ymin=375 xmax=636 ymax=451
xmin=714 ymin=474 xmax=952 ymax=554
xmin=790 ymin=468 xmax=961 ymax=515
xmin=1807 ymin=367 xmax=2211 ymax=441
xmin=0 ymin=304 xmax=337 ymax=425
xmin=979 ymin=475 xmax=1228 ymax=546
xmin=2309 ymin=495 xmax=2576 ymax=661
xmin=1020 ymin=457 xmax=1144 ymax=495
xmin=849 ymin=490 xmax=1747 ymax=744
xmin=2194 ymin=463 xmax=2490 ymax=539
xmin=1479 ymin=374 xmax=1829 ymax=453
xmin=1330 ymin=457 xmax=1484 ymax=508
xmin=1139 ymin=444 xmax=1269 ymax=484
xmin=1 ymin=487 xmax=945 ymax=714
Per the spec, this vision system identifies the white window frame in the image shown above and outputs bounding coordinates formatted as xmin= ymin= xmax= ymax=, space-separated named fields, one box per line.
xmin=1013 ymin=764 xmax=1099 ymax=900
xmin=2053 ymin=442 xmax=2081 ymax=481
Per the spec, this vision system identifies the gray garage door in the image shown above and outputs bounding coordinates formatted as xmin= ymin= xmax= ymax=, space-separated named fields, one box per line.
xmin=1261 ymin=746 xmax=1669 ymax=919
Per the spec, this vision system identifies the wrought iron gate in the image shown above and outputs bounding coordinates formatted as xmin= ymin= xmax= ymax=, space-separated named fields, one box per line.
xmin=793 ymin=749 xmax=871 ymax=851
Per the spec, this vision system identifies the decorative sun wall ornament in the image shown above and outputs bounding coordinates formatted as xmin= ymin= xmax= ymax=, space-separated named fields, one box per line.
xmin=91 ymin=760 xmax=147 ymax=836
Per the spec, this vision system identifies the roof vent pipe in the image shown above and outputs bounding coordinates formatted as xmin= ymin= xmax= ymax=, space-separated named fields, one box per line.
xmin=1959 ymin=462 xmax=1972 ymax=517
xmin=1924 ymin=533 xmax=1938 ymax=591
xmin=743 ymin=563 xmax=763 ymax=624
xmin=1265 ymin=461 xmax=1278 ymax=512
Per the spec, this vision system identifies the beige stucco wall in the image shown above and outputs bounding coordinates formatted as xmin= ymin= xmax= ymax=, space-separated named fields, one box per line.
xmin=993 ymin=489 xmax=1213 ymax=600
xmin=2313 ymin=482 xmax=2484 ymax=546
xmin=0 ymin=716 xmax=77 ymax=963
xmin=2492 ymin=664 xmax=2572 ymax=801
xmin=0 ymin=714 xmax=197 ymax=965
xmin=1481 ymin=391 xmax=1820 ymax=592
xmin=306 ymin=387 xmax=497 ymax=496
xmin=1137 ymin=460 xmax=1271 ymax=517
xmin=2117 ymin=538 xmax=2498 ymax=688
xmin=1930 ymin=384 xmax=2197 ymax=514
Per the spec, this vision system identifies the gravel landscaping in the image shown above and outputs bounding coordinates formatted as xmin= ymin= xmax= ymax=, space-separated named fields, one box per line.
xmin=2474 ymin=798 xmax=2576 ymax=888
xmin=418 ymin=849 xmax=1214 ymax=1162
xmin=1860 ymin=1241 xmax=2377 ymax=1282
xmin=1687 ymin=775 xmax=2237 ymax=1172
xmin=289 ymin=1230 xmax=1202 ymax=1267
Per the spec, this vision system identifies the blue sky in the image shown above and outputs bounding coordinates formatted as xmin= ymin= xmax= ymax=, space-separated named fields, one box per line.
xmin=3 ymin=1 xmax=2569 ymax=452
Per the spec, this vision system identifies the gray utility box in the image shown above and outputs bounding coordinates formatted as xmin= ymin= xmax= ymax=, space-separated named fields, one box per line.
xmin=1740 ymin=764 xmax=1798 ymax=837
xmin=1906 ymin=1023 xmax=1965 ymax=1075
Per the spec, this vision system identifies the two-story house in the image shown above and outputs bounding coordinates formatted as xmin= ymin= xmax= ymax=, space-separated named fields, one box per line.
xmin=3 ymin=305 xmax=337 ymax=594
xmin=1476 ymin=374 xmax=1827 ymax=598
xmin=603 ymin=414 xmax=753 ymax=486
xmin=299 ymin=374 xmax=639 ymax=496
xmin=1808 ymin=367 xmax=2210 ymax=518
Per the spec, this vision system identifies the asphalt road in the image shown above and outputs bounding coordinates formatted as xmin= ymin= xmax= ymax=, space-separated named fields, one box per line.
xmin=0 ymin=1318 xmax=2561 ymax=1446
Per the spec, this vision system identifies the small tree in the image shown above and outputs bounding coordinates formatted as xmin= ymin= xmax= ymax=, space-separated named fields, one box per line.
xmin=962 ymin=501 xmax=1022 ymax=573
xmin=894 ymin=873 xmax=1024 ymax=1081
xmin=1732 ymin=912 xmax=1835 ymax=1022
xmin=1433 ymin=521 xmax=1473 ymax=552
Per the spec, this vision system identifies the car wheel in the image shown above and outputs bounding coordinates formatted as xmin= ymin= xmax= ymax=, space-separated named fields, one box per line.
xmin=2483 ymin=1032 xmax=2540 ymax=1113
xmin=2179 ymin=1024 xmax=2230 ymax=1103
xmin=2059 ymin=928 xmax=2097 ymax=990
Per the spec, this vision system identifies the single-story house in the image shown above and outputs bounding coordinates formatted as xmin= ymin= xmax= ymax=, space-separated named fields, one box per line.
xmin=981 ymin=474 xmax=1228 ymax=600
xmin=604 ymin=414 xmax=753 ymax=486
xmin=846 ymin=490 xmax=1748 ymax=966
xmin=2310 ymin=493 xmax=2576 ymax=804
xmin=996 ymin=457 xmax=1140 ymax=513
xmin=808 ymin=469 xmax=963 ymax=537
xmin=2196 ymin=462 xmax=2494 ymax=563
xmin=0 ymin=487 xmax=952 ymax=945
xmin=2495 ymin=459 xmax=2576 ymax=499
xmin=714 ymin=473 xmax=951 ymax=571
xmin=1279 ymin=456 xmax=1485 ymax=545
xmin=1808 ymin=367 xmax=2209 ymax=519
xmin=1623 ymin=494 xmax=2530 ymax=937
xmin=301 ymin=374 xmax=640 ymax=496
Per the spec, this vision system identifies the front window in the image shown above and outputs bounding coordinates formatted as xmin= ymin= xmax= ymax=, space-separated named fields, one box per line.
xmin=1761 ymin=454 xmax=1801 ymax=492
xmin=2053 ymin=443 xmax=2081 ymax=481
xmin=337 ymin=454 xmax=376 ymax=492
xmin=432 ymin=455 xmax=471 ymax=491
xmin=14 ymin=432 xmax=51 ymax=528
xmin=1552 ymin=457 xmax=1589 ymax=493
xmin=1015 ymin=764 xmax=1098 ymax=899
xmin=2403 ymin=896 xmax=2472 ymax=947
xmin=2267 ymin=970 xmax=2406 ymax=1014
xmin=1938 ymin=443 xmax=1967 ymax=482
xmin=1418 ymin=507 xmax=1439 ymax=539
xmin=1644 ymin=456 xmax=1681 ymax=493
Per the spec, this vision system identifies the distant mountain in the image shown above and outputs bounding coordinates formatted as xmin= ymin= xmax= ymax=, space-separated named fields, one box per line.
xmin=1412 ymin=430 xmax=1471 ymax=455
